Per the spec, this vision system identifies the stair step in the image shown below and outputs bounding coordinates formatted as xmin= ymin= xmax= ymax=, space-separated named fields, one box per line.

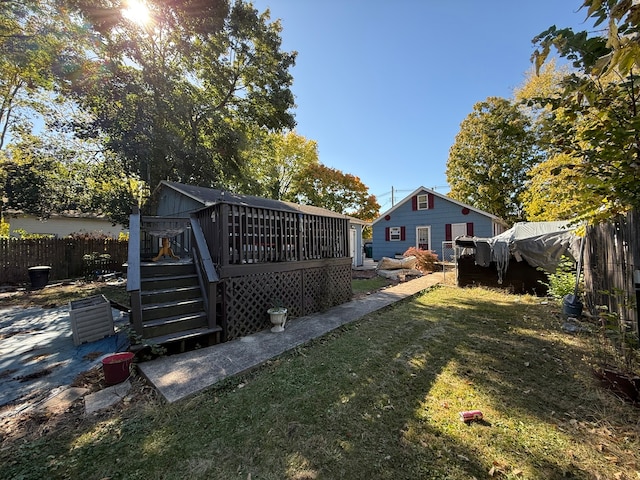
xmin=141 ymin=274 xmax=199 ymax=289
xmin=141 ymin=285 xmax=202 ymax=304
xmin=142 ymin=311 xmax=208 ymax=338
xmin=142 ymin=298 xmax=204 ymax=321
xmin=143 ymin=311 xmax=208 ymax=329
xmin=141 ymin=261 xmax=195 ymax=277
xmin=144 ymin=326 xmax=223 ymax=347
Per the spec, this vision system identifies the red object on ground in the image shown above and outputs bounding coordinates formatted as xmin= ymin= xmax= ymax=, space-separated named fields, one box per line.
xmin=459 ymin=410 xmax=483 ymax=422
xmin=102 ymin=352 xmax=135 ymax=385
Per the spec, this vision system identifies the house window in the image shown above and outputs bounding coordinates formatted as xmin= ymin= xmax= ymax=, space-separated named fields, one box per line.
xmin=445 ymin=222 xmax=475 ymax=241
xmin=417 ymin=194 xmax=430 ymax=210
xmin=451 ymin=223 xmax=467 ymax=239
xmin=385 ymin=226 xmax=406 ymax=241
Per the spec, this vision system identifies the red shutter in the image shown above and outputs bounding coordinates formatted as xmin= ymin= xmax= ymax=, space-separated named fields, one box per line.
xmin=411 ymin=196 xmax=417 ymax=210
xmin=385 ymin=227 xmax=390 ymax=241
xmin=428 ymin=193 xmax=434 ymax=209
xmin=445 ymin=224 xmax=452 ymax=241
xmin=466 ymin=222 xmax=474 ymax=236
xmin=400 ymin=226 xmax=406 ymax=241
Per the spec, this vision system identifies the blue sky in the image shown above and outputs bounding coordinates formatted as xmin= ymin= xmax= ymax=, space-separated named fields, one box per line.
xmin=251 ymin=1 xmax=591 ymax=212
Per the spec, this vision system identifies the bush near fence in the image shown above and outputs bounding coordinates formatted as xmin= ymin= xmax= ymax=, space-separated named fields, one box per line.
xmin=0 ymin=238 xmax=129 ymax=285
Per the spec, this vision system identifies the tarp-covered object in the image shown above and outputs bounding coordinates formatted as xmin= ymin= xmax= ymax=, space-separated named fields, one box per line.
xmin=456 ymin=221 xmax=581 ymax=283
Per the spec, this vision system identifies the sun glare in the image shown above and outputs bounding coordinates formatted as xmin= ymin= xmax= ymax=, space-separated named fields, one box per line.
xmin=122 ymin=0 xmax=151 ymax=26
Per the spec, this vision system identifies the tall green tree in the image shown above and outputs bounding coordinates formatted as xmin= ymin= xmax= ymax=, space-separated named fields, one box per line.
xmin=446 ymin=97 xmax=542 ymax=224
xmin=0 ymin=0 xmax=82 ymax=150
xmin=2 ymin=135 xmax=77 ymax=218
xmin=515 ymin=61 xmax=597 ymax=221
xmin=530 ymin=0 xmax=640 ymax=223
xmin=239 ymin=130 xmax=319 ymax=200
xmin=63 ymin=0 xmax=297 ymax=189
xmin=292 ymin=163 xmax=380 ymax=220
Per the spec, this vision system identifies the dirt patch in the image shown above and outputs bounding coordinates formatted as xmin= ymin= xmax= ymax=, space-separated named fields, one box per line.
xmin=0 ymin=281 xmax=129 ymax=309
xmin=351 ymin=269 xmax=379 ymax=280
xmin=16 ymin=364 xmax=62 ymax=382
xmin=0 ymin=364 xmax=159 ymax=449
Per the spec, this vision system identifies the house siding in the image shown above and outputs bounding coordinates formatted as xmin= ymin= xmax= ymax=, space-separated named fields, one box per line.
xmin=154 ymin=188 xmax=206 ymax=217
xmin=372 ymin=189 xmax=500 ymax=261
xmin=7 ymin=215 xmax=126 ymax=238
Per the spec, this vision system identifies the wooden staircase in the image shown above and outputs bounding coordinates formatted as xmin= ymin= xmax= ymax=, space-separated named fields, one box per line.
xmin=139 ymin=260 xmax=222 ymax=349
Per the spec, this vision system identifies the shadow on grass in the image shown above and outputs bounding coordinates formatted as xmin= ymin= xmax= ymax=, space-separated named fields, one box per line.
xmin=1 ymin=286 xmax=630 ymax=479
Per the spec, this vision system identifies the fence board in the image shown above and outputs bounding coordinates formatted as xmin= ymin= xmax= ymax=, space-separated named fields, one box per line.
xmin=584 ymin=210 xmax=639 ymax=332
xmin=0 ymin=238 xmax=128 ymax=285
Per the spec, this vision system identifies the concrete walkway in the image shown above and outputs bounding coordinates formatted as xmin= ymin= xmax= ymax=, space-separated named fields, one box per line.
xmin=138 ymin=272 xmax=444 ymax=403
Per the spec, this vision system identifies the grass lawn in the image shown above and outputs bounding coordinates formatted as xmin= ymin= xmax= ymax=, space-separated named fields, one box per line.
xmin=2 ymin=285 xmax=639 ymax=479
xmin=351 ymin=276 xmax=393 ymax=296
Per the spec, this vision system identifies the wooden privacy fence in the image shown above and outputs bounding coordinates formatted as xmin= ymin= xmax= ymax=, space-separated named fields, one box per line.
xmin=0 ymin=238 xmax=129 ymax=285
xmin=583 ymin=210 xmax=640 ymax=331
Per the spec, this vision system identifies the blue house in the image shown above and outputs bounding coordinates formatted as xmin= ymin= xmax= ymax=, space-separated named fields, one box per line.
xmin=371 ymin=187 xmax=507 ymax=261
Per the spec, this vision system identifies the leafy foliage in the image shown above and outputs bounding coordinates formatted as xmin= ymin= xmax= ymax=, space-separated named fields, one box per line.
xmin=530 ymin=0 xmax=640 ymax=223
xmin=62 ymin=0 xmax=297 ymax=189
xmin=0 ymin=217 xmax=8 ymax=237
xmin=446 ymin=97 xmax=542 ymax=224
xmin=292 ymin=163 xmax=380 ymax=220
xmin=1 ymin=133 xmax=140 ymax=224
xmin=240 ymin=130 xmax=319 ymax=200
xmin=540 ymin=255 xmax=580 ymax=299
xmin=0 ymin=0 xmax=84 ymax=150
xmin=521 ymin=153 xmax=601 ymax=221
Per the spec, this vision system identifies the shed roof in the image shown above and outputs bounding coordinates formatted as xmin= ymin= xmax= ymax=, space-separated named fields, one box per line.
xmin=157 ymin=181 xmax=370 ymax=225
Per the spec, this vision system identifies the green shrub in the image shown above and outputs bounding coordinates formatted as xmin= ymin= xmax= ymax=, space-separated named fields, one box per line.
xmin=542 ymin=256 xmax=581 ymax=299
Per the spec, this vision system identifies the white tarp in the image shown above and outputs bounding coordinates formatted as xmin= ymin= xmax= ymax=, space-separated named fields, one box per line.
xmin=458 ymin=221 xmax=582 ymax=283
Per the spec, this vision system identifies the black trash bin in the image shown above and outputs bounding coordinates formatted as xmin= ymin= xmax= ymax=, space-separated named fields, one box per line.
xmin=364 ymin=242 xmax=373 ymax=258
xmin=28 ymin=266 xmax=52 ymax=289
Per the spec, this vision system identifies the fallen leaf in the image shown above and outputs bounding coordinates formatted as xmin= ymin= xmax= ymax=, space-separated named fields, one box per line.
xmin=524 ymin=362 xmax=530 ymax=367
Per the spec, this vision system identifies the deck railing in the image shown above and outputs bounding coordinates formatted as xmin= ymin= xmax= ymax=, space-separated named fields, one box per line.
xmin=190 ymin=214 xmax=222 ymax=337
xmin=194 ymin=203 xmax=350 ymax=268
xmin=140 ymin=216 xmax=191 ymax=259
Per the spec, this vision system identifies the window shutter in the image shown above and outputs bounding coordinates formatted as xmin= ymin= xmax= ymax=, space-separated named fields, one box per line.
xmin=385 ymin=227 xmax=390 ymax=241
xmin=400 ymin=226 xmax=406 ymax=241
xmin=445 ymin=224 xmax=452 ymax=241
xmin=411 ymin=196 xmax=417 ymax=210
xmin=428 ymin=193 xmax=434 ymax=209
xmin=466 ymin=222 xmax=474 ymax=236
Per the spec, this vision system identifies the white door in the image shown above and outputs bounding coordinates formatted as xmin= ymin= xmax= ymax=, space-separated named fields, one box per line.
xmin=416 ymin=226 xmax=431 ymax=250
xmin=349 ymin=228 xmax=357 ymax=266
